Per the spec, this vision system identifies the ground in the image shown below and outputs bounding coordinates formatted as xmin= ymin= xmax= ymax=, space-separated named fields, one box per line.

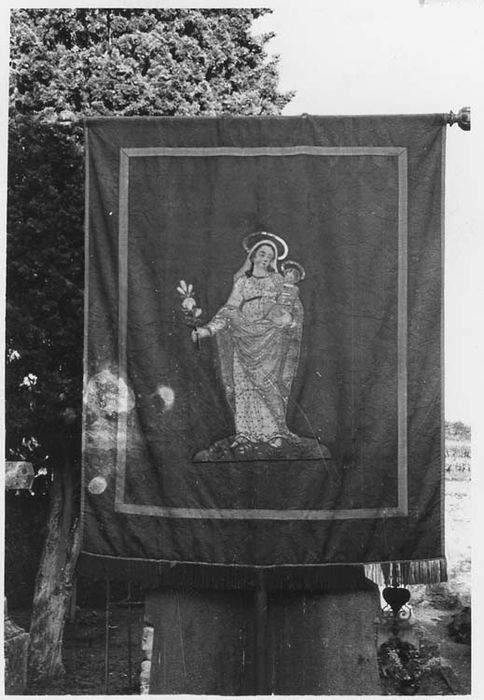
xmin=9 ymin=423 xmax=471 ymax=695
xmin=410 ymin=475 xmax=471 ymax=694
xmin=10 ymin=605 xmax=145 ymax=696
xmin=378 ymin=423 xmax=471 ymax=695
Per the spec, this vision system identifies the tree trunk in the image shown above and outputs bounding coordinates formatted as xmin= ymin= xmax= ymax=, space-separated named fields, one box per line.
xmin=27 ymin=440 xmax=82 ymax=684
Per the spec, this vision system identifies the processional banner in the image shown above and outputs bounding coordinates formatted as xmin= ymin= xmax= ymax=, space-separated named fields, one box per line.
xmin=79 ymin=115 xmax=446 ymax=589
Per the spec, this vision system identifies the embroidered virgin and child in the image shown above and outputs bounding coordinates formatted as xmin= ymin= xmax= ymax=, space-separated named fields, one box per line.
xmin=192 ymin=232 xmax=330 ymax=462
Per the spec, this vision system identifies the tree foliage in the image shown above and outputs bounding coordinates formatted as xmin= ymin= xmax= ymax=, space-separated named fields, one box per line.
xmin=6 ymin=8 xmax=293 ymax=468
xmin=6 ymin=122 xmax=84 ymax=466
xmin=10 ymin=8 xmax=291 ymax=120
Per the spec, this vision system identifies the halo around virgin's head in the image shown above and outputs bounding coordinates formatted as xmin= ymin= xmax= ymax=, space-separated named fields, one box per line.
xmin=243 ymin=231 xmax=288 ymax=261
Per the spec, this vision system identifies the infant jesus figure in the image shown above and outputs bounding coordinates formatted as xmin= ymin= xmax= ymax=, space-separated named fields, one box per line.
xmin=263 ymin=260 xmax=305 ymax=329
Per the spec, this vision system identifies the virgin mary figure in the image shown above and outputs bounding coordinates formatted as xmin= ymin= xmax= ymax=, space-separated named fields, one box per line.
xmin=192 ymin=232 xmax=330 ymax=462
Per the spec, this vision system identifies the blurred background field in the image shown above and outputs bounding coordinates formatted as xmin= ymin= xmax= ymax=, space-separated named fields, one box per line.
xmin=443 ymin=420 xmax=471 ymax=604
xmin=406 ymin=420 xmax=471 ymax=695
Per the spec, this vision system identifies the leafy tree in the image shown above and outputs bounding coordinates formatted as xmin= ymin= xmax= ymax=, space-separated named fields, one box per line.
xmin=10 ymin=8 xmax=290 ymax=119
xmin=7 ymin=7 xmax=293 ymax=684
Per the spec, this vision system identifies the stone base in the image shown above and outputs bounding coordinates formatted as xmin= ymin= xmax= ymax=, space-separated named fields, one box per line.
xmin=144 ymin=581 xmax=382 ymax=695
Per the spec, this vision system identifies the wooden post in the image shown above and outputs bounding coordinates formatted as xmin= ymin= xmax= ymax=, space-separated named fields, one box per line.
xmin=144 ymin=571 xmax=382 ymax=695
xmin=254 ymin=577 xmax=268 ymax=694
xmin=145 ymin=588 xmax=256 ymax=694
xmin=104 ymin=578 xmax=110 ymax=695
xmin=127 ymin=583 xmax=133 ymax=694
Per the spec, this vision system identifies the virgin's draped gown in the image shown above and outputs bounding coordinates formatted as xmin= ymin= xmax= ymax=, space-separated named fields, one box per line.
xmin=206 ymin=271 xmax=303 ymax=445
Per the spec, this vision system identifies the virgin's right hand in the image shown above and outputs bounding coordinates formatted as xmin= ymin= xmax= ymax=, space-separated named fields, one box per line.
xmin=192 ymin=327 xmax=211 ymax=342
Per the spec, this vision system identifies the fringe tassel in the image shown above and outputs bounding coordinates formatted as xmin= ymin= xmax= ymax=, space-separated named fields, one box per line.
xmin=78 ymin=552 xmax=447 ymax=591
xmin=364 ymin=558 xmax=447 ymax=586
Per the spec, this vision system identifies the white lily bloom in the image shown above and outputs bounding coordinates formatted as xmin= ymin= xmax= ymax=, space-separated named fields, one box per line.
xmin=182 ymin=297 xmax=196 ymax=311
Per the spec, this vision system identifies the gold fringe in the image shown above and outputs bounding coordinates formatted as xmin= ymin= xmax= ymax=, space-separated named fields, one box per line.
xmin=364 ymin=558 xmax=447 ymax=586
xmin=79 ymin=552 xmax=447 ymax=590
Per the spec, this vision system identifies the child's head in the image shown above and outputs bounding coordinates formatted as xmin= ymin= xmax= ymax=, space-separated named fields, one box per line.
xmin=282 ymin=260 xmax=305 ymax=284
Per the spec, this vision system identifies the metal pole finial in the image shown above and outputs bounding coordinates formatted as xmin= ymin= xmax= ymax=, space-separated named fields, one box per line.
xmin=446 ymin=107 xmax=471 ymax=131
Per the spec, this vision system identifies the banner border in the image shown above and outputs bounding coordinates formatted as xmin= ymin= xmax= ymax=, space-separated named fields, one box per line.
xmin=115 ymin=146 xmax=408 ymax=520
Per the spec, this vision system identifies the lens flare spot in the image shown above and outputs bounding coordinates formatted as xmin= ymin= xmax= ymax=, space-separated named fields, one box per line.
xmin=88 ymin=476 xmax=107 ymax=495
xmin=157 ymin=385 xmax=175 ymax=411
xmin=85 ymin=368 xmax=135 ymax=417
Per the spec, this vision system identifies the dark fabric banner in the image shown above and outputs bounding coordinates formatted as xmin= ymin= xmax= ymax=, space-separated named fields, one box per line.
xmin=79 ymin=115 xmax=446 ymax=589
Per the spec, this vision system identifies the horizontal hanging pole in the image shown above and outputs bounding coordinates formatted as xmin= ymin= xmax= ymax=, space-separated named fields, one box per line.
xmin=29 ymin=108 xmax=472 ymax=131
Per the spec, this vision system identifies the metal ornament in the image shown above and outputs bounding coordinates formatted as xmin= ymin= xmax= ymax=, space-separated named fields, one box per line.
xmin=446 ymin=107 xmax=471 ymax=131
xmin=382 ymin=586 xmax=412 ymax=621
